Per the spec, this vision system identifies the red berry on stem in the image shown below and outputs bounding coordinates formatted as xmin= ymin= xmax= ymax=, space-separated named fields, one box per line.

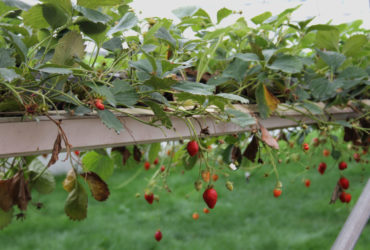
xmin=74 ymin=150 xmax=80 ymax=156
xmin=154 ymin=230 xmax=162 ymax=242
xmin=273 ymin=188 xmax=282 ymax=198
xmin=305 ymin=179 xmax=311 ymax=187
xmin=144 ymin=161 xmax=150 ymax=170
xmin=339 ymin=177 xmax=349 ymax=189
xmin=203 ymin=208 xmax=210 ymax=214
xmin=345 ymin=193 xmax=351 ymax=203
xmin=144 ymin=193 xmax=154 ymax=204
xmin=303 ymin=143 xmax=309 ymax=151
xmin=323 ymin=149 xmax=330 ymax=157
xmin=338 ymin=161 xmax=347 ymax=170
xmin=353 ymin=153 xmax=361 ymax=162
xmin=318 ymin=162 xmax=327 ymax=175
xmin=187 ymin=140 xmax=199 ymax=157
xmin=160 ymin=165 xmax=165 ymax=172
xmin=339 ymin=192 xmax=347 ymax=203
xmin=203 ymin=188 xmax=218 ymax=209
xmin=153 ymin=158 xmax=159 ymax=165
xmin=94 ymin=99 xmax=105 ymax=110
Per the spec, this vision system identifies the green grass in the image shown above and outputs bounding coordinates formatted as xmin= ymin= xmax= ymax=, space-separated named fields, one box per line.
xmin=1 ymin=153 xmax=369 ymax=250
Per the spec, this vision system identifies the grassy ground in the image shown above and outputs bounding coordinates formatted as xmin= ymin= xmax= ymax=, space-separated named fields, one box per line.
xmin=1 ymin=150 xmax=369 ymax=250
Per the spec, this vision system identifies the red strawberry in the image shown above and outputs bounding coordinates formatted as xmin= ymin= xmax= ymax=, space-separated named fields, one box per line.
xmin=94 ymin=99 xmax=105 ymax=110
xmin=338 ymin=161 xmax=347 ymax=170
xmin=153 ymin=158 xmax=159 ymax=165
xmin=187 ymin=140 xmax=199 ymax=157
xmin=144 ymin=161 xmax=150 ymax=170
xmin=160 ymin=165 xmax=165 ymax=172
xmin=339 ymin=177 xmax=349 ymax=189
xmin=203 ymin=208 xmax=210 ymax=214
xmin=304 ymin=179 xmax=311 ymax=187
xmin=303 ymin=143 xmax=309 ymax=151
xmin=74 ymin=150 xmax=80 ymax=156
xmin=318 ymin=162 xmax=327 ymax=175
xmin=203 ymin=188 xmax=217 ymax=209
xmin=323 ymin=149 xmax=330 ymax=157
xmin=273 ymin=188 xmax=282 ymax=198
xmin=353 ymin=153 xmax=361 ymax=162
xmin=313 ymin=138 xmax=319 ymax=146
xmin=345 ymin=193 xmax=351 ymax=203
xmin=154 ymin=230 xmax=162 ymax=242
xmin=144 ymin=193 xmax=154 ymax=204
xmin=340 ymin=192 xmax=351 ymax=203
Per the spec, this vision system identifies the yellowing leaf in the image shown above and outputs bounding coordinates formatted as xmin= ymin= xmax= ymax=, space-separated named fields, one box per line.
xmin=63 ymin=169 xmax=76 ymax=192
xmin=80 ymin=172 xmax=110 ymax=202
xmin=263 ymin=85 xmax=279 ymax=113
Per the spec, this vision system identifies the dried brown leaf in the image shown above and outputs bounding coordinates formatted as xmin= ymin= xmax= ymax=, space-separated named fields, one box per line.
xmin=48 ymin=133 xmax=62 ymax=167
xmin=0 ymin=179 xmax=13 ymax=212
xmin=231 ymin=146 xmax=242 ymax=165
xmin=80 ymin=172 xmax=110 ymax=202
xmin=243 ymin=135 xmax=259 ymax=162
xmin=133 ymin=145 xmax=142 ymax=162
xmin=112 ymin=147 xmax=131 ymax=165
xmin=259 ymin=122 xmax=279 ymax=150
xmin=329 ymin=183 xmax=342 ymax=204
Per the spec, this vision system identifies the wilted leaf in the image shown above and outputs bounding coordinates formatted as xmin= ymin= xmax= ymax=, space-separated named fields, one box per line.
xmin=112 ymin=146 xmax=131 ymax=165
xmin=133 ymin=145 xmax=142 ymax=162
xmin=231 ymin=146 xmax=242 ymax=166
xmin=64 ymin=182 xmax=88 ymax=221
xmin=259 ymin=122 xmax=279 ymax=150
xmin=0 ymin=207 xmax=13 ymax=230
xmin=80 ymin=172 xmax=110 ymax=202
xmin=0 ymin=178 xmax=13 ymax=212
xmin=63 ymin=169 xmax=76 ymax=192
xmin=47 ymin=133 xmax=62 ymax=167
xmin=256 ymin=84 xmax=279 ymax=119
xmin=243 ymin=135 xmax=259 ymax=162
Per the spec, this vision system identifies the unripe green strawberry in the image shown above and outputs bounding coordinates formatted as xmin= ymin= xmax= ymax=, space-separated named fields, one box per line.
xmin=194 ymin=180 xmax=202 ymax=191
xmin=225 ymin=181 xmax=234 ymax=191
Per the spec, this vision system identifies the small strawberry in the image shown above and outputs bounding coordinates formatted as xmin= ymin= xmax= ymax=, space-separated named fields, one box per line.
xmin=225 ymin=181 xmax=234 ymax=191
xmin=144 ymin=161 xmax=150 ymax=170
xmin=154 ymin=230 xmax=162 ymax=242
xmin=144 ymin=193 xmax=154 ymax=204
xmin=323 ymin=149 xmax=330 ymax=157
xmin=203 ymin=188 xmax=218 ymax=209
xmin=194 ymin=180 xmax=203 ymax=191
xmin=74 ymin=150 xmax=80 ymax=156
xmin=303 ymin=143 xmax=309 ymax=151
xmin=339 ymin=177 xmax=349 ymax=189
xmin=153 ymin=158 xmax=159 ymax=165
xmin=273 ymin=188 xmax=282 ymax=198
xmin=94 ymin=99 xmax=105 ymax=110
xmin=313 ymin=137 xmax=320 ymax=146
xmin=353 ymin=153 xmax=361 ymax=162
xmin=339 ymin=192 xmax=351 ymax=203
xmin=338 ymin=161 xmax=347 ymax=170
xmin=203 ymin=208 xmax=210 ymax=214
xmin=345 ymin=193 xmax=351 ymax=203
xmin=187 ymin=140 xmax=199 ymax=156
xmin=192 ymin=212 xmax=199 ymax=220
xmin=201 ymin=170 xmax=210 ymax=182
xmin=160 ymin=165 xmax=165 ymax=172
xmin=304 ymin=179 xmax=311 ymax=188
xmin=318 ymin=162 xmax=327 ymax=175
xmin=212 ymin=174 xmax=219 ymax=182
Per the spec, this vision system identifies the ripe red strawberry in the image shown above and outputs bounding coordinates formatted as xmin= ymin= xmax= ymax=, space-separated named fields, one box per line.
xmin=303 ymin=143 xmax=309 ymax=151
xmin=339 ymin=177 xmax=350 ymax=189
xmin=313 ymin=137 xmax=319 ymax=146
xmin=345 ymin=193 xmax=351 ymax=203
xmin=154 ymin=230 xmax=162 ymax=242
xmin=323 ymin=149 xmax=330 ymax=157
xmin=74 ymin=150 xmax=80 ymax=156
xmin=153 ymin=158 xmax=159 ymax=165
xmin=187 ymin=140 xmax=199 ymax=157
xmin=160 ymin=165 xmax=165 ymax=172
xmin=203 ymin=208 xmax=210 ymax=214
xmin=144 ymin=161 xmax=150 ymax=170
xmin=94 ymin=99 xmax=105 ymax=110
xmin=273 ymin=188 xmax=282 ymax=198
xmin=340 ymin=192 xmax=351 ymax=203
xmin=144 ymin=193 xmax=154 ymax=204
xmin=353 ymin=153 xmax=361 ymax=162
xmin=318 ymin=162 xmax=327 ymax=175
xmin=203 ymin=188 xmax=217 ymax=209
xmin=212 ymin=174 xmax=219 ymax=182
xmin=304 ymin=179 xmax=311 ymax=187
xmin=338 ymin=161 xmax=347 ymax=170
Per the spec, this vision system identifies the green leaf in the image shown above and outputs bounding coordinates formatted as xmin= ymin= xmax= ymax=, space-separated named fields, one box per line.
xmin=40 ymin=0 xmax=72 ymax=14
xmin=145 ymin=100 xmax=172 ymax=129
xmin=0 ymin=48 xmax=15 ymax=68
xmin=299 ymin=101 xmax=323 ymax=115
xmin=42 ymin=3 xmax=68 ymax=29
xmin=103 ymin=37 xmax=123 ymax=52
xmin=4 ymin=31 xmax=28 ymax=62
xmin=0 ymin=68 xmax=21 ymax=82
xmin=262 ymin=49 xmax=277 ymax=63
xmin=52 ymin=31 xmax=85 ymax=66
xmin=267 ymin=55 xmax=303 ymax=74
xmin=236 ymin=53 xmax=260 ymax=62
xmin=22 ymin=4 xmax=49 ymax=29
xmin=2 ymin=0 xmax=30 ymax=10
xmin=64 ymin=182 xmax=88 ymax=221
xmin=216 ymin=93 xmax=249 ymax=104
xmin=97 ymin=109 xmax=124 ymax=134
xmin=77 ymin=0 xmax=124 ymax=9
xmin=129 ymin=59 xmax=153 ymax=75
xmin=225 ymin=109 xmax=255 ymax=127
xmin=183 ymin=155 xmax=198 ymax=170
xmin=76 ymin=19 xmax=107 ymax=44
xmin=255 ymin=83 xmax=269 ymax=119
xmin=251 ymin=11 xmax=272 ymax=25
xmin=148 ymin=143 xmax=161 ymax=163
xmin=217 ymin=7 xmax=232 ymax=24
xmin=82 ymin=151 xmax=114 ymax=180
xmin=316 ymin=50 xmax=346 ymax=71
xmin=222 ymin=58 xmax=248 ymax=82
xmin=28 ymin=159 xmax=55 ymax=194
xmin=339 ymin=67 xmax=367 ymax=79
xmin=155 ymin=27 xmax=176 ymax=47
xmin=0 ymin=207 xmax=13 ymax=230
xmin=315 ymin=29 xmax=339 ymax=51
xmin=306 ymin=24 xmax=338 ymax=33
xmin=38 ymin=67 xmax=72 ymax=74
xmin=74 ymin=5 xmax=111 ymax=24
xmin=342 ymin=34 xmax=368 ymax=57
xmin=172 ymin=81 xmax=214 ymax=95
xmin=111 ymin=80 xmax=138 ymax=107
xmin=144 ymin=76 xmax=176 ymax=90
xmin=172 ymin=6 xmax=199 ymax=19
xmin=309 ymin=78 xmax=337 ymax=100
xmin=107 ymin=12 xmax=138 ymax=36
